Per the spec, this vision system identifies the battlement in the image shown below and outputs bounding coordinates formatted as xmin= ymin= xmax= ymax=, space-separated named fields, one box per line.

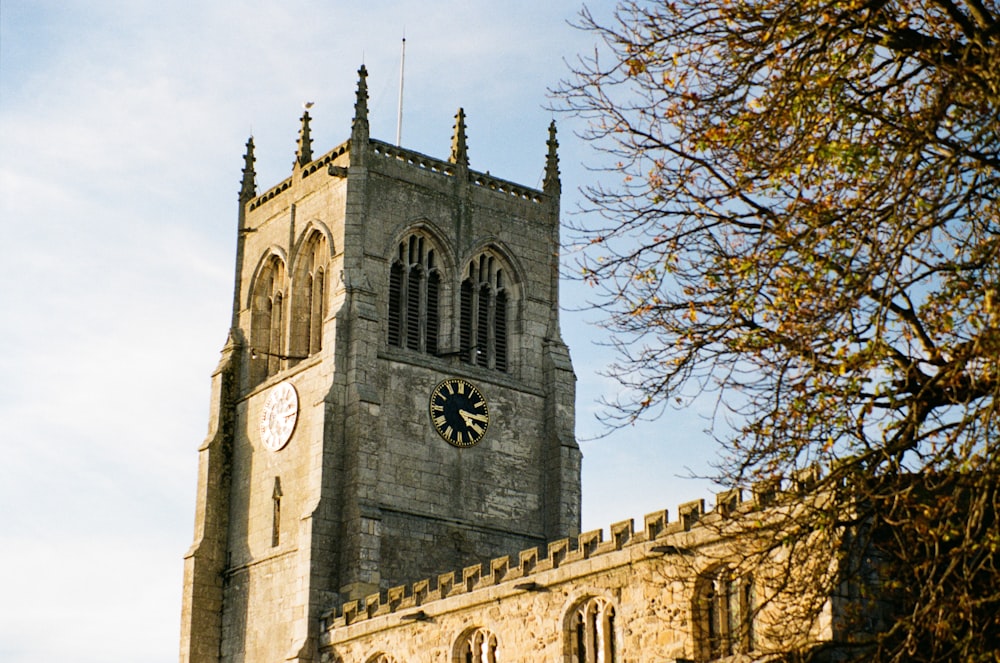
xmin=370 ymin=139 xmax=546 ymax=203
xmin=248 ymin=142 xmax=352 ymax=211
xmin=370 ymin=140 xmax=457 ymax=178
xmin=319 ymin=488 xmax=772 ymax=631
xmin=246 ymin=136 xmax=547 ymax=215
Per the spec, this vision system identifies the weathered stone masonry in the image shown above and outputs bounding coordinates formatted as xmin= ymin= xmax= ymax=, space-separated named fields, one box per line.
xmin=180 ymin=66 xmax=580 ymax=663
xmin=181 ymin=66 xmax=863 ymax=663
xmin=319 ymin=490 xmax=849 ymax=663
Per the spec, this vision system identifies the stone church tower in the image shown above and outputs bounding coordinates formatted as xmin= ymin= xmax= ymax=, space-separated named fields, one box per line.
xmin=179 ymin=66 xmax=581 ymax=663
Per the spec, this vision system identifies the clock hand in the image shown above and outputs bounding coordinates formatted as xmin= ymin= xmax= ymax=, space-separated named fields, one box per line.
xmin=459 ymin=410 xmax=488 ymax=424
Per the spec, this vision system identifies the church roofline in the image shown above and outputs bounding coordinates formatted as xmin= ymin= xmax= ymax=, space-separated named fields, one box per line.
xmin=370 ymin=139 xmax=547 ymax=204
xmin=248 ymin=141 xmax=351 ymax=211
xmin=318 ymin=485 xmax=791 ymax=636
xmin=245 ymin=133 xmax=550 ymax=213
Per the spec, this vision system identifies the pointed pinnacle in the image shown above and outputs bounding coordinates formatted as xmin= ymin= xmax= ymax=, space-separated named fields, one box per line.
xmin=240 ymin=136 xmax=257 ymax=202
xmin=353 ymin=65 xmax=369 ymax=129
xmin=296 ymin=110 xmax=313 ymax=167
xmin=543 ymin=120 xmax=561 ymax=195
xmin=449 ymin=107 xmax=468 ymax=166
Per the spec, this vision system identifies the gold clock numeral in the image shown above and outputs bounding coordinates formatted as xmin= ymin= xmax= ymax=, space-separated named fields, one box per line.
xmin=433 ymin=414 xmax=447 ymax=428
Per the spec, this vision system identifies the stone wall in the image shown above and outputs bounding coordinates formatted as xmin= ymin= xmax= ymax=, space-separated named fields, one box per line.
xmin=319 ymin=491 xmax=850 ymax=663
xmin=182 ymin=68 xmax=580 ymax=663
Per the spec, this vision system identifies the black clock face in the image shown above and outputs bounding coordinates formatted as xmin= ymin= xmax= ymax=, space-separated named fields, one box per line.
xmin=429 ymin=378 xmax=490 ymax=447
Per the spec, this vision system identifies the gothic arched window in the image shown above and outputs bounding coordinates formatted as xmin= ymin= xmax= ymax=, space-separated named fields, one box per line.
xmin=250 ymin=254 xmax=287 ymax=387
xmin=460 ymin=253 xmax=508 ymax=371
xmin=387 ymin=233 xmax=440 ymax=355
xmin=365 ymin=654 xmax=397 ymax=663
xmin=694 ymin=568 xmax=755 ymax=660
xmin=291 ymin=230 xmax=329 ymax=361
xmin=455 ymin=627 xmax=499 ymax=663
xmin=568 ymin=596 xmax=616 ymax=663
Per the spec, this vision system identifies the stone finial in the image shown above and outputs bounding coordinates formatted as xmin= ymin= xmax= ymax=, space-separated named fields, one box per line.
xmin=543 ymin=120 xmax=560 ymax=195
xmin=296 ymin=110 xmax=314 ymax=167
xmin=449 ymin=108 xmax=468 ymax=166
xmin=239 ymin=136 xmax=257 ymax=203
xmin=352 ymin=65 xmax=370 ymax=138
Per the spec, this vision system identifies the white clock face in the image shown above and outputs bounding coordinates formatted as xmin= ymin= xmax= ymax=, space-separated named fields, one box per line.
xmin=259 ymin=381 xmax=298 ymax=451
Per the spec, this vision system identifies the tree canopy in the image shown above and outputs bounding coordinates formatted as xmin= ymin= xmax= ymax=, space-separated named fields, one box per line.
xmin=558 ymin=1 xmax=999 ymax=660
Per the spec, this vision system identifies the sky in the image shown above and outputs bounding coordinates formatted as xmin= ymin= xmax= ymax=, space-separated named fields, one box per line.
xmin=0 ymin=2 xmax=720 ymax=662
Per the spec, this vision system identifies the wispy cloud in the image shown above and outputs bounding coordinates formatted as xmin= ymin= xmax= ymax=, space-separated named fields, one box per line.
xmin=0 ymin=3 xmax=718 ymax=661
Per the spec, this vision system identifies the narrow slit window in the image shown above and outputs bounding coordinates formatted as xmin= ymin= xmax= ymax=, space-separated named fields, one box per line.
xmin=271 ymin=477 xmax=282 ymax=547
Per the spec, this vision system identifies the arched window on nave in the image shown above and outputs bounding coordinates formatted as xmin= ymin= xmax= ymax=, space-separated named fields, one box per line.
xmin=568 ymin=596 xmax=617 ymax=663
xmin=455 ymin=626 xmax=499 ymax=663
xmin=693 ymin=567 xmax=755 ymax=660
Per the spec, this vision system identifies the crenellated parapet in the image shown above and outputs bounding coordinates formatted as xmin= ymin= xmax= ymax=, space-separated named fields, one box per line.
xmin=370 ymin=139 xmax=546 ymax=203
xmin=318 ymin=472 xmax=838 ymax=635
xmin=320 ymin=489 xmax=756 ymax=631
xmin=248 ymin=142 xmax=351 ymax=211
xmin=317 ymin=476 xmax=870 ymax=663
xmin=247 ymin=176 xmax=293 ymax=211
xmin=246 ymin=136 xmax=548 ymax=215
xmin=246 ymin=114 xmax=549 ymax=216
xmin=370 ymin=140 xmax=458 ymax=177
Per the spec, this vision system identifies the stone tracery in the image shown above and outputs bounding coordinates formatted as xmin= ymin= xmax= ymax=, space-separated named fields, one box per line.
xmin=460 ymin=250 xmax=512 ymax=372
xmin=291 ymin=228 xmax=330 ymax=362
xmin=568 ymin=596 xmax=617 ymax=663
xmin=249 ymin=252 xmax=287 ymax=386
xmin=455 ymin=627 xmax=500 ymax=663
xmin=388 ymin=231 xmax=442 ymax=356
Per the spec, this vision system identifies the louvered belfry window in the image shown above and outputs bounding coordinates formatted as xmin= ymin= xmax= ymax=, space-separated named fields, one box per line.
xmin=459 ymin=254 xmax=508 ymax=372
xmin=387 ymin=234 xmax=440 ymax=355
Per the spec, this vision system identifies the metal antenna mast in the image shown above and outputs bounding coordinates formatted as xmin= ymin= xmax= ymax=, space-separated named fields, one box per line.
xmin=396 ymin=34 xmax=406 ymax=146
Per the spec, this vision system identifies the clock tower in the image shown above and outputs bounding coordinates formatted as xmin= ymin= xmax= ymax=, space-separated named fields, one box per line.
xmin=179 ymin=67 xmax=580 ymax=663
